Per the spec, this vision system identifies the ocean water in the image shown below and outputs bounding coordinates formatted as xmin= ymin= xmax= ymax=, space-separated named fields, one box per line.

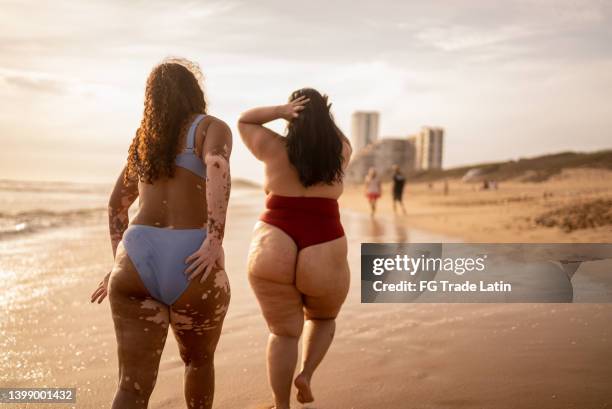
xmin=0 ymin=179 xmax=110 ymax=239
xmin=0 ymin=179 xmax=264 ymax=240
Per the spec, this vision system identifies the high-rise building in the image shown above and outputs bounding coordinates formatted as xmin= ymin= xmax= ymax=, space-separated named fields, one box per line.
xmin=351 ymin=111 xmax=379 ymax=152
xmin=415 ymin=126 xmax=444 ymax=170
xmin=344 ymin=120 xmax=445 ymax=182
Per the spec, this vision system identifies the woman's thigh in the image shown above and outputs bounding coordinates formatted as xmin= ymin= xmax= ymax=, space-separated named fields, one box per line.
xmin=296 ymin=237 xmax=350 ymax=319
xmin=247 ymin=222 xmax=303 ymax=336
xmin=170 ymin=266 xmax=231 ymax=361
xmin=108 ymin=243 xmax=170 ymax=392
xmin=247 ymin=221 xmax=297 ymax=284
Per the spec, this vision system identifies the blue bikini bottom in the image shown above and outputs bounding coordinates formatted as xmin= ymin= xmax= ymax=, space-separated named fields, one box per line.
xmin=122 ymin=224 xmax=207 ymax=305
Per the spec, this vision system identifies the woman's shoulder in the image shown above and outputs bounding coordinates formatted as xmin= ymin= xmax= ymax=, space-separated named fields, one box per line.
xmin=261 ymin=133 xmax=288 ymax=157
xmin=202 ymin=114 xmax=230 ymax=130
xmin=199 ymin=115 xmax=232 ymax=143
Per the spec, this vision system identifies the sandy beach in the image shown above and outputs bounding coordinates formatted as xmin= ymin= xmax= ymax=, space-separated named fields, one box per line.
xmin=1 ymin=180 xmax=612 ymax=408
xmin=341 ymin=168 xmax=612 ymax=243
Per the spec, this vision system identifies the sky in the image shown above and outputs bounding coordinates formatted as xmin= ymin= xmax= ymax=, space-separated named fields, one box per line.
xmin=1 ymin=0 xmax=611 ymax=183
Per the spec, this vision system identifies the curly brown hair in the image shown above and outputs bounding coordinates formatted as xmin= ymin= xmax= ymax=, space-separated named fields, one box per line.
xmin=126 ymin=60 xmax=207 ymax=184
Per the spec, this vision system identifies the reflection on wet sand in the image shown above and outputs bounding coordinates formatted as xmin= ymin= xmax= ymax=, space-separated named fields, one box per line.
xmin=341 ymin=209 xmax=458 ymax=244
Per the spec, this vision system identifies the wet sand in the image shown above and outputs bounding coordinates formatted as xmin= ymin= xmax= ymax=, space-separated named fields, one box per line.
xmin=1 ymin=187 xmax=612 ymax=408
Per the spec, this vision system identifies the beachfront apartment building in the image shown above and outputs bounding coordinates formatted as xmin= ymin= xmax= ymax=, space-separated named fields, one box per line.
xmin=414 ymin=126 xmax=444 ymax=170
xmin=351 ymin=111 xmax=379 ymax=152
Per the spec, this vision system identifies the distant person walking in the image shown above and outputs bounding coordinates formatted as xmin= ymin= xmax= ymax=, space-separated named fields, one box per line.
xmin=391 ymin=165 xmax=407 ymax=215
xmin=364 ymin=167 xmax=381 ymax=217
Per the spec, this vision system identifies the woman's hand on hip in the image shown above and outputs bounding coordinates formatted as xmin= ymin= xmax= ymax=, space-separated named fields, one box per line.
xmin=90 ymin=271 xmax=111 ymax=304
xmin=185 ymin=238 xmax=224 ymax=283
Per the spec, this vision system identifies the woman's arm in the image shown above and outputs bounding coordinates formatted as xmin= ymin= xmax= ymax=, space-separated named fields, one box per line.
xmin=237 ymin=96 xmax=309 ymax=160
xmin=185 ymin=118 xmax=233 ymax=282
xmin=108 ymin=166 xmax=139 ymax=257
xmin=92 ymin=166 xmax=138 ymax=304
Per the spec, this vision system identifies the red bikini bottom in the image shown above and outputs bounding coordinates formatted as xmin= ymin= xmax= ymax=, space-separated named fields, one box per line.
xmin=259 ymin=194 xmax=345 ymax=250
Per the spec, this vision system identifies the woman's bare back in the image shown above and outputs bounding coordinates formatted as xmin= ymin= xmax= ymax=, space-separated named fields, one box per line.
xmin=131 ymin=115 xmax=222 ymax=229
xmin=261 ymin=136 xmax=352 ymax=198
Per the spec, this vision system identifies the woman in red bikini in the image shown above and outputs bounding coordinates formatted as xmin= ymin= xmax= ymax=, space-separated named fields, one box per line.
xmin=238 ymin=88 xmax=351 ymax=409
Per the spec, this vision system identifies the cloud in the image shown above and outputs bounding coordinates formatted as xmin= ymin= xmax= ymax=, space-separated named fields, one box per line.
xmin=414 ymin=25 xmax=537 ymax=51
xmin=2 ymin=73 xmax=66 ymax=94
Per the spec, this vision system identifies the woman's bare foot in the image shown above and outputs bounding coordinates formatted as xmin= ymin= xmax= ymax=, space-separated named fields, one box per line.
xmin=294 ymin=372 xmax=314 ymax=403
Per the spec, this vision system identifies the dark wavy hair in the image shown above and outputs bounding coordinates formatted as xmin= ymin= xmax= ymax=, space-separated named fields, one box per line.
xmin=285 ymin=88 xmax=344 ymax=187
xmin=126 ymin=59 xmax=207 ymax=183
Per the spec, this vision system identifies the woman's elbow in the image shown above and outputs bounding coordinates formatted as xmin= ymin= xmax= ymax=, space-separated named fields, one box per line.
xmin=237 ymin=111 xmax=250 ymax=128
xmin=107 ymin=201 xmax=117 ymax=216
xmin=236 ymin=119 xmax=245 ymax=134
xmin=107 ymin=193 xmax=122 ymax=214
xmin=237 ymin=121 xmax=253 ymax=143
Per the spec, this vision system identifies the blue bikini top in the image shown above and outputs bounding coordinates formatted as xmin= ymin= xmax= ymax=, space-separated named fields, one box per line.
xmin=175 ymin=114 xmax=207 ymax=178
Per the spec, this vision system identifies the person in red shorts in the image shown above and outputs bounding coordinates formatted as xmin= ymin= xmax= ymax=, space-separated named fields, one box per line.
xmin=364 ymin=167 xmax=382 ymax=217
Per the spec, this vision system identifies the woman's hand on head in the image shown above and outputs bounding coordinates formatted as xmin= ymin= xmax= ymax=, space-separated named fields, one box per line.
xmin=184 ymin=238 xmax=224 ymax=283
xmin=90 ymin=271 xmax=111 ymax=304
xmin=279 ymin=96 xmax=310 ymax=121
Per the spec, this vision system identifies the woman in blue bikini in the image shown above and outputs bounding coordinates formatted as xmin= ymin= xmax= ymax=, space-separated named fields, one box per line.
xmin=90 ymin=59 xmax=232 ymax=409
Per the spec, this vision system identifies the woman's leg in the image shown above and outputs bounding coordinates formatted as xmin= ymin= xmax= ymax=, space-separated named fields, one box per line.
xmin=248 ymin=222 xmax=301 ymax=409
xmin=250 ymin=275 xmax=303 ymax=409
xmin=293 ymin=319 xmax=335 ymax=403
xmin=369 ymin=197 xmax=378 ymax=216
xmin=108 ymin=244 xmax=170 ymax=409
xmin=294 ymin=237 xmax=350 ymax=404
xmin=170 ymin=266 xmax=230 ymax=409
